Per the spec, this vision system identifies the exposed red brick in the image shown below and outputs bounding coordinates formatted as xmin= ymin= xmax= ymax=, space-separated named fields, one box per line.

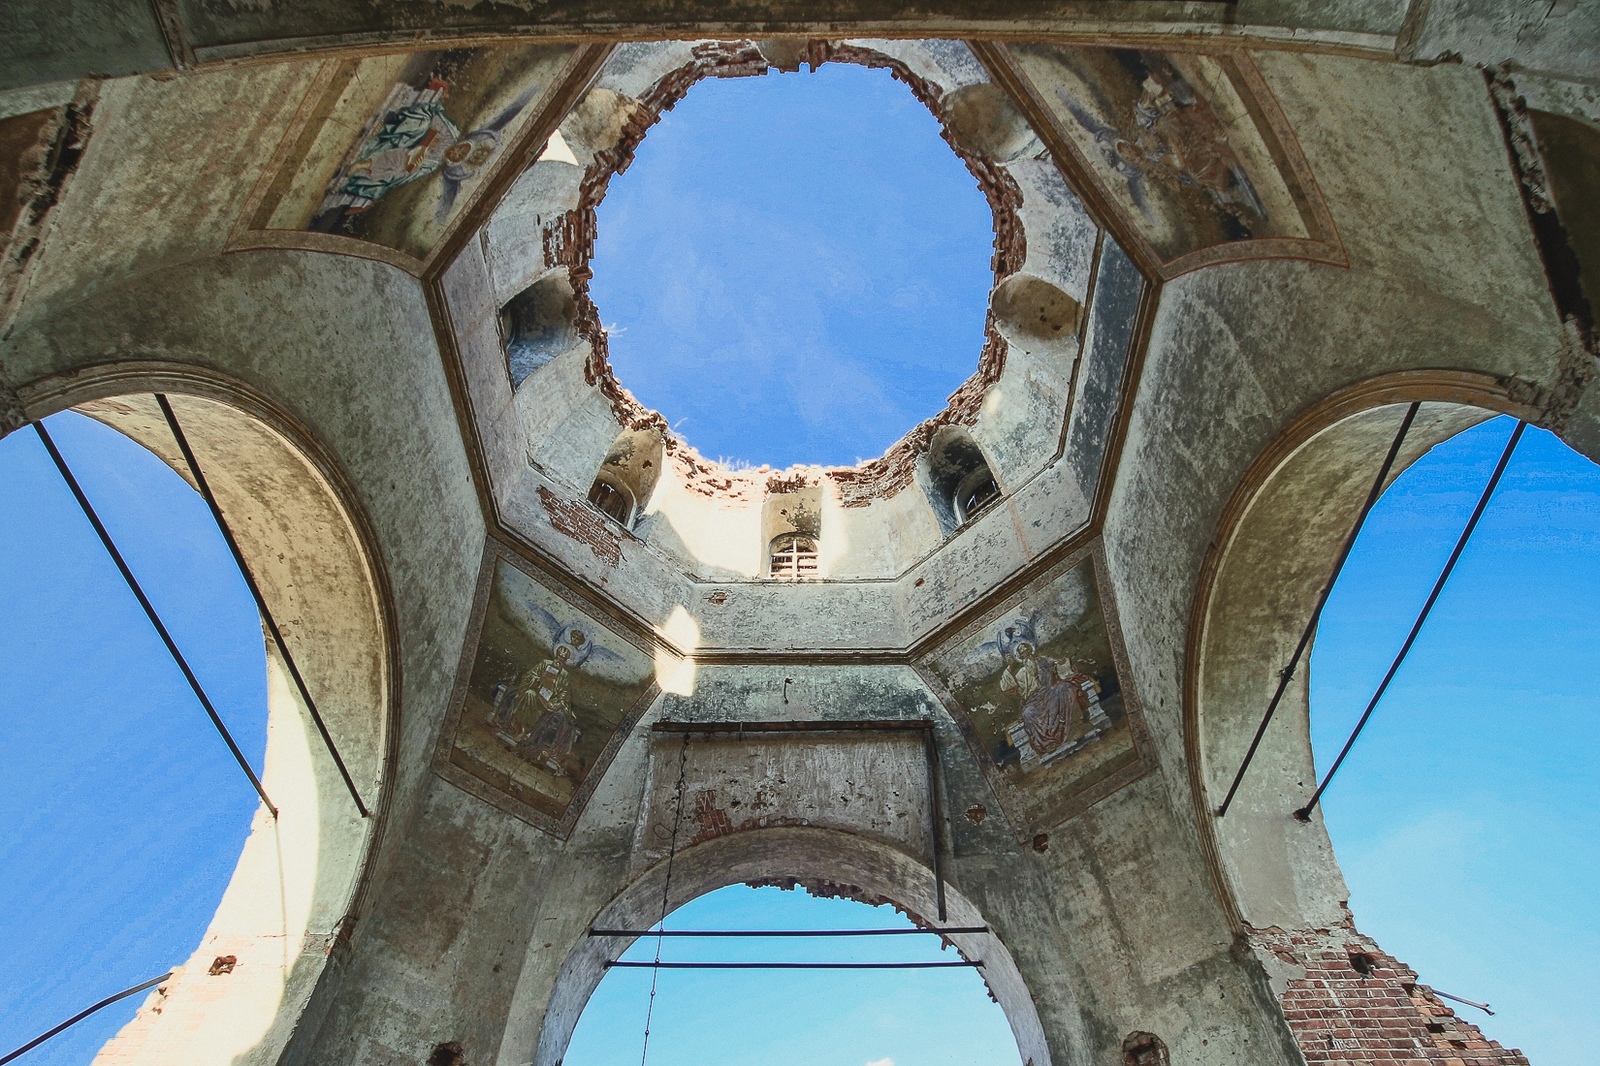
xmin=551 ymin=39 xmax=1029 ymax=504
xmin=1247 ymin=922 xmax=1530 ymax=1066
xmin=765 ymin=473 xmax=811 ymax=494
xmin=537 ymin=485 xmax=622 ymax=565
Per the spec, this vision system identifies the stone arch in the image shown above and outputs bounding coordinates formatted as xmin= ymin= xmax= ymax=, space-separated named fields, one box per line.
xmin=10 ymin=364 xmax=397 ymax=1066
xmin=511 ymin=826 xmax=1052 ymax=1066
xmin=1183 ymin=371 xmax=1542 ymax=930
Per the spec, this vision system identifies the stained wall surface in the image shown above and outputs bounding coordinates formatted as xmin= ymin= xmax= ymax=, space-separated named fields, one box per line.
xmin=2 ymin=9 xmax=1595 ymax=1066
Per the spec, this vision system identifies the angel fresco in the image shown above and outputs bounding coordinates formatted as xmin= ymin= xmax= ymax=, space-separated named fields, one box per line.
xmin=312 ymin=72 xmax=543 ymax=233
xmin=436 ymin=554 xmax=658 ymax=835
xmin=922 ymin=552 xmax=1148 ymax=828
xmin=485 ymin=603 xmax=627 ymax=781
xmin=1060 ymin=52 xmax=1265 ymax=237
xmin=1003 ymin=42 xmax=1345 ymax=276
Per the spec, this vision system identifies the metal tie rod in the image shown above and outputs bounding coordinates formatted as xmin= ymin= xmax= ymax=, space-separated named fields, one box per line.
xmin=591 ymin=927 xmax=988 ymax=937
xmin=33 ymin=420 xmax=277 ymax=818
xmin=606 ymin=961 xmax=982 ymax=970
xmin=155 ymin=395 xmax=369 ymax=818
xmin=1215 ymin=402 xmax=1420 ymax=818
xmin=1294 ymin=420 xmax=1526 ymax=821
xmin=1433 ymin=989 xmax=1494 ymax=1016
xmin=0 ymin=971 xmax=172 ymax=1065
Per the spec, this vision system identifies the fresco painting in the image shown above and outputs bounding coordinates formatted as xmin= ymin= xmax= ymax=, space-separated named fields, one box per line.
xmin=1007 ymin=44 xmax=1331 ymax=271
xmin=250 ymin=45 xmax=575 ymax=263
xmin=922 ymin=551 xmax=1145 ymax=829
xmin=437 ymin=553 xmax=658 ymax=835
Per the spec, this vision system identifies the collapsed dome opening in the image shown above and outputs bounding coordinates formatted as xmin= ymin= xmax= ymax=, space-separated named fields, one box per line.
xmin=584 ymin=57 xmax=1002 ymax=469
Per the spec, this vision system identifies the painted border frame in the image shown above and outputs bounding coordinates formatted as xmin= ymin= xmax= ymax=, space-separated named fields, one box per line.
xmin=977 ymin=42 xmax=1347 ymax=281
xmin=432 ymin=536 xmax=665 ymax=839
xmin=913 ymin=536 xmax=1156 ymax=838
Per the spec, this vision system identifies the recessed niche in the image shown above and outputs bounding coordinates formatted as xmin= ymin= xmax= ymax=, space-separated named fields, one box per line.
xmin=991 ymin=273 xmax=1082 ymax=351
xmin=500 ymin=273 xmax=579 ymax=388
xmin=941 ymin=82 xmax=1042 ymax=164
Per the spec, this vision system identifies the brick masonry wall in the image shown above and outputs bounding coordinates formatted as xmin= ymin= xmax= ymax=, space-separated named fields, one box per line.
xmin=1248 ymin=922 xmax=1531 ymax=1065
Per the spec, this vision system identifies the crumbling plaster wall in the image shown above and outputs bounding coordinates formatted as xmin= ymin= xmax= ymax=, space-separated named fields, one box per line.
xmin=300 ymin=662 xmax=1300 ymax=1066
xmin=0 ymin=66 xmax=488 ymax=1052
xmin=1091 ymin=43 xmax=1566 ymax=1053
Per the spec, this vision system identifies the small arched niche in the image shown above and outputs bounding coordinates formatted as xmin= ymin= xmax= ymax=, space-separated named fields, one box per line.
xmin=990 ymin=272 xmax=1082 ymax=355
xmin=940 ymin=82 xmax=1043 ymax=164
xmin=588 ymin=428 xmax=664 ymax=530
xmin=501 ymin=272 xmax=580 ymax=389
xmin=762 ymin=478 xmax=823 ymax=579
xmin=37 ymin=388 xmax=391 ymax=1066
xmin=920 ymin=426 xmax=1001 ymax=537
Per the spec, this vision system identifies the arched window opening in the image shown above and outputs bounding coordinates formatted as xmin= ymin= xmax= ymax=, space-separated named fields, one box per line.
xmin=768 ymin=533 xmax=818 ymax=580
xmin=587 ymin=428 xmax=664 ymax=531
xmin=562 ymin=883 xmax=1021 ymax=1066
xmin=921 ymin=426 xmax=1001 ymax=536
xmin=1305 ymin=415 xmax=1600 ymax=1065
xmin=954 ymin=465 xmax=1001 ymax=525
xmin=762 ymin=478 xmax=822 ymax=579
xmin=588 ymin=472 xmax=636 ymax=527
xmin=0 ymin=410 xmax=268 ymax=1062
xmin=0 ymin=394 xmax=387 ymax=1066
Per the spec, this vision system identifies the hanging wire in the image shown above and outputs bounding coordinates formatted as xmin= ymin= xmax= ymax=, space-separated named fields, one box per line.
xmin=1294 ymin=419 xmax=1526 ymax=820
xmin=0 ymin=971 xmax=172 ymax=1065
xmin=154 ymin=394 xmax=369 ymax=818
xmin=31 ymin=419 xmax=276 ymax=817
xmin=639 ymin=729 xmax=691 ymax=1066
xmin=1216 ymin=402 xmax=1421 ymax=817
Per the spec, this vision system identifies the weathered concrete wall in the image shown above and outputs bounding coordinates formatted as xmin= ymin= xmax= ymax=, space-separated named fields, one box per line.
xmin=2 ymin=21 xmax=1590 ymax=1066
xmin=2 ymin=244 xmax=485 ymax=1064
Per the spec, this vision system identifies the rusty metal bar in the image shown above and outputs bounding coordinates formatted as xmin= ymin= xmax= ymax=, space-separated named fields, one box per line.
xmin=1295 ymin=420 xmax=1526 ymax=822
xmin=1433 ymin=989 xmax=1494 ymax=1016
xmin=0 ymin=971 xmax=172 ymax=1066
xmin=33 ymin=420 xmax=277 ymax=818
xmin=923 ymin=725 xmax=948 ymax=922
xmin=652 ymin=719 xmax=934 ymax=734
xmin=592 ymin=921 xmax=985 ymax=928
xmin=606 ymin=961 xmax=982 ymax=970
xmin=1215 ymin=402 xmax=1421 ymax=818
xmin=155 ymin=394 xmax=369 ymax=818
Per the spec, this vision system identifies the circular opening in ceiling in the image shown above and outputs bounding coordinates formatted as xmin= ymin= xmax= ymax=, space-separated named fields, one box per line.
xmin=587 ymin=60 xmax=1000 ymax=470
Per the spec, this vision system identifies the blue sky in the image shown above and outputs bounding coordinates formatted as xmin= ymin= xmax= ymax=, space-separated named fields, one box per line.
xmin=565 ymin=885 xmax=1017 ymax=1066
xmin=589 ymin=63 xmax=995 ymax=469
xmin=0 ymin=411 xmax=264 ymax=1065
xmin=1311 ymin=417 xmax=1599 ymax=1065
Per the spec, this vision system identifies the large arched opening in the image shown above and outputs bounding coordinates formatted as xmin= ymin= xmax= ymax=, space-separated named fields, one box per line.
xmin=508 ymin=827 xmax=1053 ymax=1066
xmin=1186 ymin=373 xmax=1596 ymax=1062
xmin=1 ymin=375 xmax=395 ymax=1066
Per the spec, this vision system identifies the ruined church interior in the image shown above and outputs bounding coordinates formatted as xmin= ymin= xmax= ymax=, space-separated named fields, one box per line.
xmin=3 ymin=2 xmax=1599 ymax=1064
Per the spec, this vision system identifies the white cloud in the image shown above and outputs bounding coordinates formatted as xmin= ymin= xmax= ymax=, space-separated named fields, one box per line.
xmin=866 ymin=1059 xmax=895 ymax=1066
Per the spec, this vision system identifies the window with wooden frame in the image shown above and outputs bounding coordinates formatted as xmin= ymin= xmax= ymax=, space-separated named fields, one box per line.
xmin=768 ymin=533 xmax=819 ymax=580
